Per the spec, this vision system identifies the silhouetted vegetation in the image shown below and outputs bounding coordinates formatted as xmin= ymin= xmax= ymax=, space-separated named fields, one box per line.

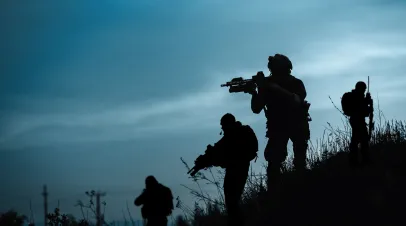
xmin=3 ymin=108 xmax=405 ymax=226
xmin=0 ymin=210 xmax=27 ymax=226
xmin=74 ymin=190 xmax=107 ymax=225
xmin=175 ymin=107 xmax=406 ymax=226
xmin=47 ymin=207 xmax=89 ymax=226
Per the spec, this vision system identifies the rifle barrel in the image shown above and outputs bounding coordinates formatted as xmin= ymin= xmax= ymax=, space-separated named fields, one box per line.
xmin=187 ymin=167 xmax=195 ymax=175
xmin=221 ymin=78 xmax=253 ymax=87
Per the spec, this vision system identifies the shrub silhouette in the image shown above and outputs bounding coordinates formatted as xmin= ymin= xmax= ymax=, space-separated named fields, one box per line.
xmin=47 ymin=207 xmax=90 ymax=226
xmin=0 ymin=210 xmax=27 ymax=226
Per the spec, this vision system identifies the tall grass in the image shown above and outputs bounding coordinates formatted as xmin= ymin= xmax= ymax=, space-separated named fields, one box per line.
xmin=3 ymin=104 xmax=405 ymax=226
xmin=175 ymin=105 xmax=406 ymax=226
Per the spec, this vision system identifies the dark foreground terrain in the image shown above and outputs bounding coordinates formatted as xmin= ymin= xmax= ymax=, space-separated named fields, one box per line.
xmin=2 ymin=118 xmax=405 ymax=226
xmin=177 ymin=119 xmax=406 ymax=226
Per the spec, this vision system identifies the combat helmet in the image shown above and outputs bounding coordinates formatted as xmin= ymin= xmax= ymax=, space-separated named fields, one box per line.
xmin=268 ymin=53 xmax=292 ymax=74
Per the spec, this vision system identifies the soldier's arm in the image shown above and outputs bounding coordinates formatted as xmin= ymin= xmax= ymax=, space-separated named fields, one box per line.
xmin=251 ymin=91 xmax=266 ymax=114
xmin=212 ymin=136 xmax=227 ymax=152
xmin=294 ymin=79 xmax=307 ymax=100
xmin=364 ymin=99 xmax=371 ymax=117
xmin=366 ymin=107 xmax=372 ymax=117
xmin=134 ymin=190 xmax=146 ymax=206
xmin=365 ymin=94 xmax=373 ymax=117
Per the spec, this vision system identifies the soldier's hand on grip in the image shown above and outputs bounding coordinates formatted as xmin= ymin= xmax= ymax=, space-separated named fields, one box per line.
xmin=244 ymin=87 xmax=257 ymax=95
xmin=366 ymin=93 xmax=372 ymax=104
xmin=368 ymin=105 xmax=374 ymax=114
xmin=188 ymin=166 xmax=199 ymax=177
xmin=254 ymin=71 xmax=266 ymax=88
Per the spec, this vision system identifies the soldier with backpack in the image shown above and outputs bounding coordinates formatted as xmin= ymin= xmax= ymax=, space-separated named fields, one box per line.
xmin=341 ymin=81 xmax=373 ymax=167
xmin=134 ymin=176 xmax=174 ymax=226
xmin=188 ymin=113 xmax=258 ymax=226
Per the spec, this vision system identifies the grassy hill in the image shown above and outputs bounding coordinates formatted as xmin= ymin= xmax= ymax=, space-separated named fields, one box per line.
xmin=2 ymin=111 xmax=405 ymax=226
xmin=175 ymin=114 xmax=406 ymax=226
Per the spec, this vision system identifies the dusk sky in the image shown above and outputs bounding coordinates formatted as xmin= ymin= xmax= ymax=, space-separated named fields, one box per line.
xmin=1 ymin=0 xmax=406 ymax=223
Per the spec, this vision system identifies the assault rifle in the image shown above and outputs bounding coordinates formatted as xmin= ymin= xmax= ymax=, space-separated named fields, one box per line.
xmin=220 ymin=71 xmax=266 ymax=93
xmin=220 ymin=71 xmax=312 ymax=121
xmin=187 ymin=155 xmax=207 ymax=177
xmin=187 ymin=144 xmax=227 ymax=177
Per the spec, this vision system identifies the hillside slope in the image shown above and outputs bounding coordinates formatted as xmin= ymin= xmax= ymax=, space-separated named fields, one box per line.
xmin=177 ymin=119 xmax=406 ymax=226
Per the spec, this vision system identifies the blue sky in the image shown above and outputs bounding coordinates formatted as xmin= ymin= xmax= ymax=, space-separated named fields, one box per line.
xmin=1 ymin=0 xmax=406 ymax=223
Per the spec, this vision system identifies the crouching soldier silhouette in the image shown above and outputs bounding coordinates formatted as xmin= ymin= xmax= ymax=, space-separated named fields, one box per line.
xmin=188 ymin=113 xmax=259 ymax=226
xmin=248 ymin=54 xmax=311 ymax=188
xmin=341 ymin=81 xmax=373 ymax=167
xmin=134 ymin=176 xmax=174 ymax=226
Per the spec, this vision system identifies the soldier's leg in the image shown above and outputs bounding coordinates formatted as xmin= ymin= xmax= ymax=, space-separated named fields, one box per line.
xmin=147 ymin=217 xmax=167 ymax=226
xmin=223 ymin=170 xmax=235 ymax=226
xmin=360 ymin=121 xmax=370 ymax=164
xmin=224 ymin=167 xmax=249 ymax=226
xmin=264 ymin=134 xmax=289 ymax=188
xmin=290 ymin=121 xmax=310 ymax=171
xmin=349 ymin=118 xmax=361 ymax=167
xmin=235 ymin=163 xmax=250 ymax=226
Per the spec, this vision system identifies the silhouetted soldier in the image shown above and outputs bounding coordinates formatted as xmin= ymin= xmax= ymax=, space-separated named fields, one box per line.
xmin=341 ymin=81 xmax=372 ymax=167
xmin=188 ymin=113 xmax=258 ymax=226
xmin=134 ymin=176 xmax=174 ymax=226
xmin=248 ymin=54 xmax=311 ymax=188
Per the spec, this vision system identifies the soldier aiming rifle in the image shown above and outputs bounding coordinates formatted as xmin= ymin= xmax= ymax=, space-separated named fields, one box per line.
xmin=221 ymin=70 xmax=310 ymax=114
xmin=188 ymin=113 xmax=258 ymax=226
xmin=221 ymin=54 xmax=312 ymax=189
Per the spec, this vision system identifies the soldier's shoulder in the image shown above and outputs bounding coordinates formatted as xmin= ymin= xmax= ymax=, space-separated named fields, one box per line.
xmin=345 ymin=90 xmax=356 ymax=97
xmin=242 ymin=124 xmax=252 ymax=129
xmin=162 ymin=184 xmax=172 ymax=192
xmin=241 ymin=124 xmax=255 ymax=133
xmin=289 ymin=74 xmax=303 ymax=83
